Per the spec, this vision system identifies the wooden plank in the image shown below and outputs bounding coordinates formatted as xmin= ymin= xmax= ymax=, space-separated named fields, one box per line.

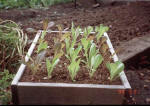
xmin=17 ymin=85 xmax=124 ymax=105
xmin=118 ymin=34 xmax=150 ymax=62
xmin=11 ymin=85 xmax=19 ymax=105
xmin=18 ymin=82 xmax=125 ymax=89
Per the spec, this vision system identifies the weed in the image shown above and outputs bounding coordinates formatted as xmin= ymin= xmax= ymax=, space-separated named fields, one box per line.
xmin=0 ymin=69 xmax=14 ymax=105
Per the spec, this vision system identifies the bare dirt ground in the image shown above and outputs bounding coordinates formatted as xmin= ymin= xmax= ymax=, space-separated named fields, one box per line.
xmin=0 ymin=1 xmax=150 ymax=47
xmin=0 ymin=1 xmax=150 ymax=105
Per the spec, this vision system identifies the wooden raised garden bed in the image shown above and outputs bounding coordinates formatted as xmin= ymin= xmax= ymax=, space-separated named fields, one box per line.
xmin=11 ymin=29 xmax=131 ymax=105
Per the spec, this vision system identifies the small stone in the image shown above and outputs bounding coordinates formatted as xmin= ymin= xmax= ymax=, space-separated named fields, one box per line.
xmin=144 ymin=80 xmax=150 ymax=83
xmin=144 ymin=85 xmax=149 ymax=90
xmin=43 ymin=77 xmax=48 ymax=80
xmin=92 ymin=3 xmax=100 ymax=8
xmin=47 ymin=21 xmax=55 ymax=29
xmin=26 ymin=28 xmax=36 ymax=33
xmin=40 ymin=21 xmax=43 ymax=23
xmin=132 ymin=97 xmax=136 ymax=102
xmin=146 ymin=98 xmax=150 ymax=103
xmin=109 ymin=25 xmax=112 ymax=28
xmin=139 ymin=73 xmax=144 ymax=77
xmin=59 ymin=65 xmax=62 ymax=68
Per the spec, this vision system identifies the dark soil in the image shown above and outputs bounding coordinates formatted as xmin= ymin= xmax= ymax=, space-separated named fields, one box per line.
xmin=124 ymin=48 xmax=150 ymax=104
xmin=0 ymin=1 xmax=150 ymax=48
xmin=20 ymin=32 xmax=121 ymax=85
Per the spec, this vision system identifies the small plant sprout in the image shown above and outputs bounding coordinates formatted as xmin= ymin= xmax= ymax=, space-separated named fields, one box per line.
xmin=106 ymin=61 xmax=124 ymax=81
xmin=81 ymin=38 xmax=92 ymax=61
xmin=46 ymin=54 xmax=60 ymax=79
xmin=68 ymin=58 xmax=81 ymax=82
xmin=37 ymin=19 xmax=54 ymax=53
xmin=46 ymin=35 xmax=64 ymax=79
xmin=25 ymin=50 xmax=46 ymax=77
xmin=69 ymin=45 xmax=82 ymax=62
xmin=65 ymin=23 xmax=81 ymax=60
xmin=37 ymin=41 xmax=48 ymax=53
xmin=46 ymin=52 xmax=64 ymax=79
xmin=71 ymin=22 xmax=81 ymax=48
xmin=46 ymin=29 xmax=65 ymax=79
xmin=65 ymin=35 xmax=71 ymax=59
xmin=95 ymin=24 xmax=109 ymax=41
xmin=67 ymin=43 xmax=82 ymax=81
xmin=88 ymin=43 xmax=103 ymax=78
xmin=25 ymin=55 xmax=41 ymax=76
xmin=24 ymin=23 xmax=125 ymax=83
xmin=54 ymin=25 xmax=68 ymax=55
xmin=83 ymin=26 xmax=93 ymax=38
xmin=46 ymin=50 xmax=64 ymax=79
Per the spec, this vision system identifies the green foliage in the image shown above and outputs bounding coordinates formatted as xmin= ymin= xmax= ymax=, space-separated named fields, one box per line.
xmin=46 ymin=51 xmax=62 ymax=79
xmin=36 ymin=19 xmax=52 ymax=54
xmin=0 ymin=0 xmax=72 ymax=9
xmin=88 ymin=43 xmax=103 ymax=77
xmin=65 ymin=43 xmax=82 ymax=81
xmin=26 ymin=20 xmax=50 ymax=75
xmin=83 ymin=26 xmax=93 ymax=38
xmin=71 ymin=22 xmax=81 ymax=49
xmin=65 ymin=23 xmax=82 ymax=60
xmin=69 ymin=45 xmax=82 ymax=62
xmin=0 ymin=20 xmax=27 ymax=71
xmin=68 ymin=59 xmax=81 ymax=81
xmin=0 ymin=69 xmax=14 ymax=90
xmin=95 ymin=24 xmax=109 ymax=41
xmin=65 ymin=35 xmax=71 ymax=59
xmin=0 ymin=69 xmax=14 ymax=105
xmin=0 ymin=20 xmax=27 ymax=105
xmin=81 ymin=38 xmax=92 ymax=64
xmin=37 ymin=41 xmax=48 ymax=53
xmin=24 ymin=22 xmax=124 ymax=83
xmin=106 ymin=61 xmax=124 ymax=81
xmin=46 ymin=43 xmax=64 ymax=79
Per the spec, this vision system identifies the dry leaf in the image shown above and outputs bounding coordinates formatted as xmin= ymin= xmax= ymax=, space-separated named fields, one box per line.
xmin=43 ymin=19 xmax=49 ymax=30
xmin=87 ymin=35 xmax=95 ymax=41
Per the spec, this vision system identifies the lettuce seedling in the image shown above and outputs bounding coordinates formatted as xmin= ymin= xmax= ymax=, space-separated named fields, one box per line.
xmin=37 ymin=41 xmax=48 ymax=53
xmin=71 ymin=22 xmax=81 ymax=48
xmin=83 ymin=26 xmax=93 ymax=38
xmin=106 ymin=61 xmax=124 ymax=81
xmin=46 ymin=29 xmax=65 ymax=79
xmin=88 ymin=43 xmax=103 ymax=78
xmin=37 ymin=19 xmax=54 ymax=53
xmin=66 ymin=43 xmax=82 ymax=81
xmin=95 ymin=24 xmax=109 ymax=41
xmin=46 ymin=52 xmax=64 ymax=79
xmin=69 ymin=45 xmax=82 ymax=62
xmin=46 ymin=55 xmax=60 ymax=79
xmin=65 ymin=36 xmax=71 ymax=59
xmin=81 ymin=38 xmax=92 ymax=61
xmin=65 ymin=26 xmax=82 ymax=61
xmin=68 ymin=58 xmax=81 ymax=81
